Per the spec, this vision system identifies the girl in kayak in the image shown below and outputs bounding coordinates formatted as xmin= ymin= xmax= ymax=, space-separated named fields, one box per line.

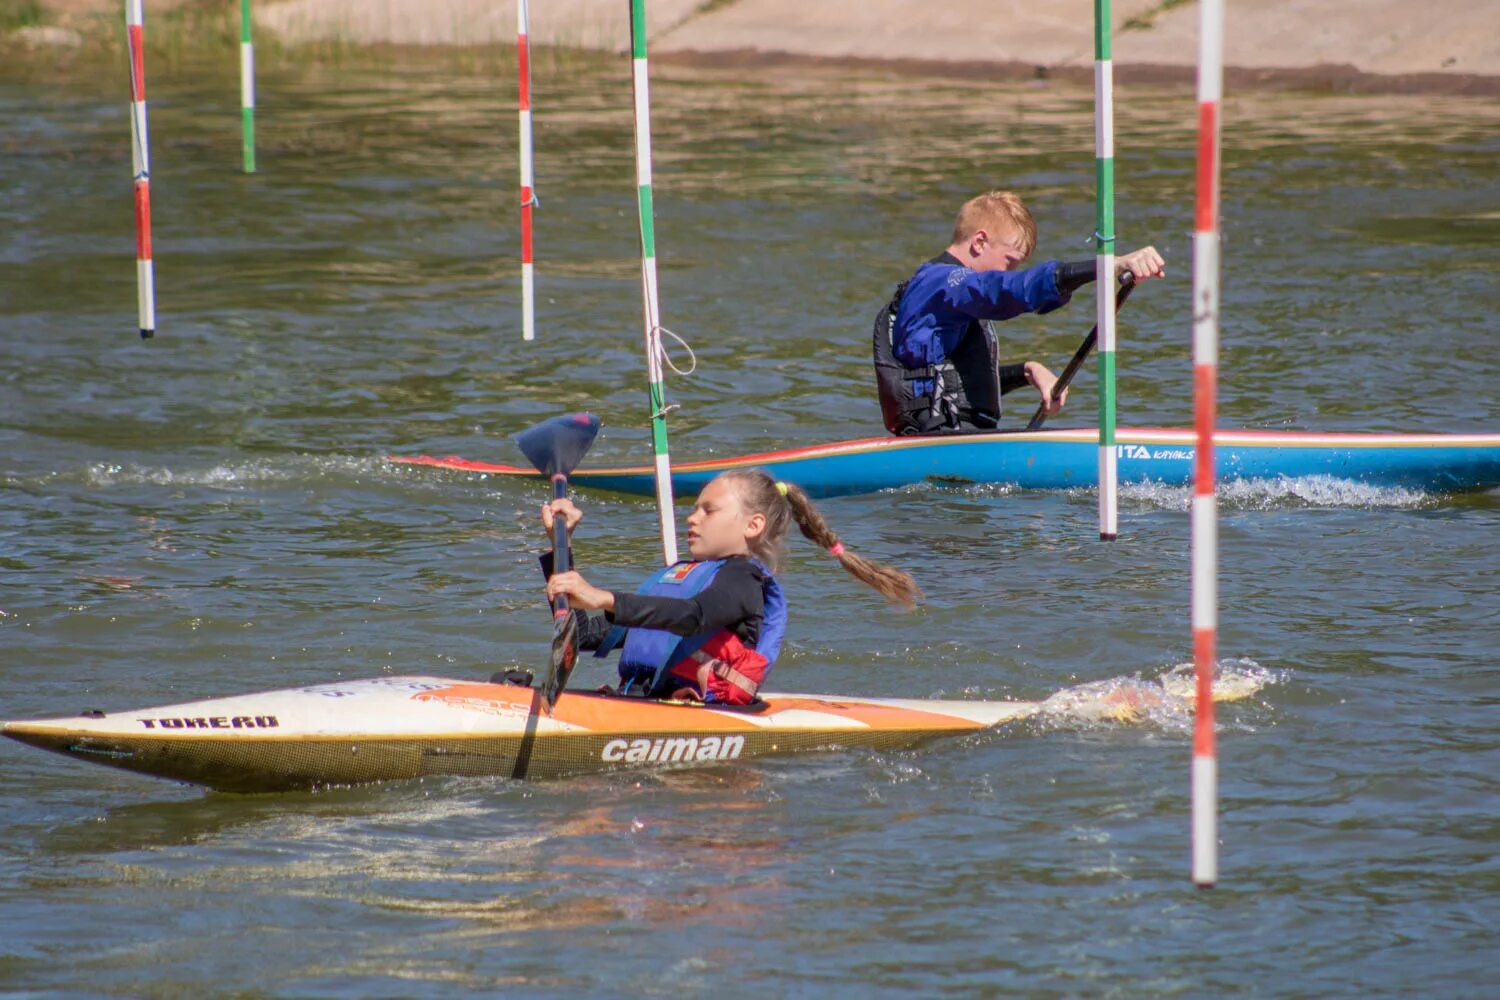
xmin=542 ymin=470 xmax=920 ymax=705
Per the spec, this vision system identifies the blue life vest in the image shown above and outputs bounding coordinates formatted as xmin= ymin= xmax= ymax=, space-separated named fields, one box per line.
xmin=595 ymin=558 xmax=787 ymax=696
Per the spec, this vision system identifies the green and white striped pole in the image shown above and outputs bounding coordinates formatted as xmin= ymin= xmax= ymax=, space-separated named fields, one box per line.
xmin=1094 ymin=0 xmax=1119 ymax=540
xmin=629 ymin=0 xmax=679 ymax=566
xmin=239 ymin=0 xmax=255 ymax=173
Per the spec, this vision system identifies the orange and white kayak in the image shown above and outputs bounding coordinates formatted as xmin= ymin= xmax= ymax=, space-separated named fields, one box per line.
xmin=2 ymin=676 xmax=1043 ymax=792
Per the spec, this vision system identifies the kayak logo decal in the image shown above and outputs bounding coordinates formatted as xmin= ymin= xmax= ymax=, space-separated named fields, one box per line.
xmin=600 ymin=735 xmax=745 ymax=764
xmin=1116 ymin=444 xmax=1193 ymax=461
xmin=137 ymin=715 xmax=279 ymax=730
xmin=411 ymin=690 xmax=532 ymax=721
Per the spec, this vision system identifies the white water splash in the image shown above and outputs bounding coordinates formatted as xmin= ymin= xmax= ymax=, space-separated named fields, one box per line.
xmin=1037 ymin=657 xmax=1282 ymax=731
xmin=892 ymin=479 xmax=1017 ymax=498
xmin=75 ymin=455 xmax=397 ymax=489
xmin=1080 ymin=475 xmax=1432 ymax=511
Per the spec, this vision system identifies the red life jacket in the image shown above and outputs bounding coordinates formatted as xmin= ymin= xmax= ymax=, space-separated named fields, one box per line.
xmin=662 ymin=630 xmax=770 ymax=706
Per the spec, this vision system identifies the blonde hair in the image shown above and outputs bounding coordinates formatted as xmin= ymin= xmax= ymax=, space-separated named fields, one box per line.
xmin=951 ymin=190 xmax=1037 ymax=257
xmin=715 ymin=470 xmax=923 ymax=609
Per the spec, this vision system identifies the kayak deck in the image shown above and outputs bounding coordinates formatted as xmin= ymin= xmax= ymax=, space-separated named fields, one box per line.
xmin=3 ymin=676 xmax=1041 ymax=792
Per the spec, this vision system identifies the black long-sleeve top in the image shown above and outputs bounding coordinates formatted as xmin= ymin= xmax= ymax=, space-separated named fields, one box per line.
xmin=539 ymin=552 xmax=766 ymax=650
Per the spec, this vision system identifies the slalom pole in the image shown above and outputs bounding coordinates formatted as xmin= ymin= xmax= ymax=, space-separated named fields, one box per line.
xmin=125 ymin=0 xmax=155 ymax=338
xmin=1190 ymin=0 xmax=1224 ymax=889
xmin=240 ymin=0 xmax=255 ymax=173
xmin=518 ymin=0 xmax=536 ymax=341
xmin=1094 ymin=0 xmax=1118 ymax=539
xmin=628 ymin=0 xmax=679 ymax=566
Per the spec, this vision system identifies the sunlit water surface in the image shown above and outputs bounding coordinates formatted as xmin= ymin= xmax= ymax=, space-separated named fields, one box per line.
xmin=2 ymin=49 xmax=1497 ymax=996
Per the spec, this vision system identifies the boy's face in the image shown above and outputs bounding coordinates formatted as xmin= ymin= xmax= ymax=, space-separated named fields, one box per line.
xmin=970 ymin=225 xmax=1029 ymax=272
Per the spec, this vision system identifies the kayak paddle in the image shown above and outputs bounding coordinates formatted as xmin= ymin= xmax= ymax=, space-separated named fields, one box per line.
xmin=1026 ymin=271 xmax=1136 ymax=431
xmin=515 ymin=412 xmax=602 ymax=712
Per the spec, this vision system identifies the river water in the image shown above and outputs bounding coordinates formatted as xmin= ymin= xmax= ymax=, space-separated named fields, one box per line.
xmin=2 ymin=48 xmax=1497 ymax=996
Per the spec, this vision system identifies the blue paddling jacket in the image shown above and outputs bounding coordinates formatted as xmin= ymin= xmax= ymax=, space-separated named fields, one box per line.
xmin=873 ymin=252 xmax=1072 ymax=435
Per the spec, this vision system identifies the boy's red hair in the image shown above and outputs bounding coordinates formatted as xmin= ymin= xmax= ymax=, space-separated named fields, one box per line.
xmin=952 ymin=190 xmax=1037 ymax=256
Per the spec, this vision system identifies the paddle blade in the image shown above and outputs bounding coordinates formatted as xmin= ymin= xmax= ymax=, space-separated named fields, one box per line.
xmin=515 ymin=413 xmax=601 ymax=478
xmin=542 ymin=611 xmax=579 ymax=713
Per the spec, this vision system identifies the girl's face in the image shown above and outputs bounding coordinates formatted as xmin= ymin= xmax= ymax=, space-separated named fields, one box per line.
xmin=685 ymin=477 xmax=765 ymax=561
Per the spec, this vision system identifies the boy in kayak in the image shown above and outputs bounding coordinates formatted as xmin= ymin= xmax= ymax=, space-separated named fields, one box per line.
xmin=874 ymin=189 xmax=1166 ymax=435
xmin=541 ymin=470 xmax=921 ymax=705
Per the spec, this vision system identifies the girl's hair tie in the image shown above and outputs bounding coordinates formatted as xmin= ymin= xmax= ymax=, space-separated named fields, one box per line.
xmin=828 ymin=542 xmax=845 ymax=557
xmin=775 ymin=481 xmax=789 ymax=496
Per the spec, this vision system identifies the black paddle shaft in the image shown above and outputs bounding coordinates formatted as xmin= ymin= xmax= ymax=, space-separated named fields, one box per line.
xmin=1026 ymin=272 xmax=1137 ymax=431
xmin=548 ymin=475 xmax=571 ymax=610
xmin=542 ymin=471 xmax=580 ymax=712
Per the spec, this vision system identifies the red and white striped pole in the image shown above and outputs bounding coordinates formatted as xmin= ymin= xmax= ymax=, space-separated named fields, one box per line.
xmin=517 ymin=0 xmax=536 ymax=342
xmin=1190 ymin=0 xmax=1224 ymax=888
xmin=126 ymin=0 xmax=155 ymax=338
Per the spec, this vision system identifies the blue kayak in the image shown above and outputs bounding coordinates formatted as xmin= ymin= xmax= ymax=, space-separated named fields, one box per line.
xmin=390 ymin=427 xmax=1500 ymax=500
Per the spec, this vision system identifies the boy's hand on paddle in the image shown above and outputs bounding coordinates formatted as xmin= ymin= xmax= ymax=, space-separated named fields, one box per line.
xmin=1025 ymin=361 xmax=1068 ymax=416
xmin=541 ymin=498 xmax=583 ymax=538
xmin=547 ymin=570 xmax=615 ymax=612
xmin=1116 ymin=246 xmax=1166 ymax=282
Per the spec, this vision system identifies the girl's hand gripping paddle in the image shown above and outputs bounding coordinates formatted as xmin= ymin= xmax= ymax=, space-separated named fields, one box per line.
xmin=515 ymin=413 xmax=601 ymax=712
